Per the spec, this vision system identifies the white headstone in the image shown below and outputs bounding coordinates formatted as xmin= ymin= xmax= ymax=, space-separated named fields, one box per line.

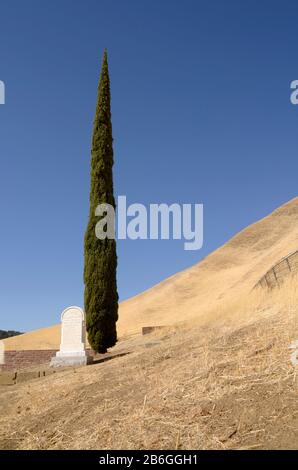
xmin=50 ymin=306 xmax=92 ymax=367
xmin=0 ymin=341 xmax=5 ymax=365
xmin=59 ymin=306 xmax=85 ymax=354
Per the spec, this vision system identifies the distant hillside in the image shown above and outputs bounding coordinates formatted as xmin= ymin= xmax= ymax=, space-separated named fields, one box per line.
xmin=3 ymin=196 xmax=298 ymax=351
xmin=0 ymin=330 xmax=22 ymax=340
xmin=1 ymin=197 xmax=298 ymax=449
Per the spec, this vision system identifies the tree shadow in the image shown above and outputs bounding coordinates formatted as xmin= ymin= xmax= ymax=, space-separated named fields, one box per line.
xmin=90 ymin=351 xmax=131 ymax=366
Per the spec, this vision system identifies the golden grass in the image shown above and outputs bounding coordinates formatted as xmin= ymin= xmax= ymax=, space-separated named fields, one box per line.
xmin=1 ymin=197 xmax=298 ymax=449
xmin=3 ymin=196 xmax=298 ymax=351
xmin=0 ymin=277 xmax=297 ymax=450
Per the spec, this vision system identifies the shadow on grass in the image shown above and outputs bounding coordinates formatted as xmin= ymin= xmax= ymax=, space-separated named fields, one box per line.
xmin=91 ymin=351 xmax=131 ymax=366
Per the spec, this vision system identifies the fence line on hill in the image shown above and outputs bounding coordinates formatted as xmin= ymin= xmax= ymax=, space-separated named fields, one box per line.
xmin=255 ymin=249 xmax=298 ymax=289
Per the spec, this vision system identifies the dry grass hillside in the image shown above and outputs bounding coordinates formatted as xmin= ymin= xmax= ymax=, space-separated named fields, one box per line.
xmin=3 ymin=196 xmax=298 ymax=350
xmin=0 ymin=197 xmax=298 ymax=450
xmin=0 ymin=277 xmax=297 ymax=449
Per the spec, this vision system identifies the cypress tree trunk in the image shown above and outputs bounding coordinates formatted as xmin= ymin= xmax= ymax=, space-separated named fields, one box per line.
xmin=84 ymin=49 xmax=118 ymax=353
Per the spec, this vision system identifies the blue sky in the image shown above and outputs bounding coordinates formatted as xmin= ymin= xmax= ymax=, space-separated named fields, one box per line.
xmin=0 ymin=0 xmax=298 ymax=331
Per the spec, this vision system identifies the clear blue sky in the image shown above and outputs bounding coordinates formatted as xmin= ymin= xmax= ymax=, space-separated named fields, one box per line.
xmin=0 ymin=0 xmax=297 ymax=331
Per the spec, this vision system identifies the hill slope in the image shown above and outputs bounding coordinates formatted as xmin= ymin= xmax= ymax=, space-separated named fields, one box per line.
xmin=0 ymin=276 xmax=297 ymax=449
xmin=1 ymin=197 xmax=298 ymax=450
xmin=3 ymin=196 xmax=298 ymax=350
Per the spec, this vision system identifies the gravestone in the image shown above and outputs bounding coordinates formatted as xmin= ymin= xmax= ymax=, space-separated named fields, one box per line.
xmin=50 ymin=306 xmax=93 ymax=367
xmin=0 ymin=341 xmax=4 ymax=365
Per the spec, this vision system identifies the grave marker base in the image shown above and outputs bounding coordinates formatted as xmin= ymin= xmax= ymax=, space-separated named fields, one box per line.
xmin=50 ymin=352 xmax=93 ymax=368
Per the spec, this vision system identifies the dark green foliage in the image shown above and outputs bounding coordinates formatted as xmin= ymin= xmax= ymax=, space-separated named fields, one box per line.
xmin=84 ymin=50 xmax=118 ymax=353
xmin=0 ymin=330 xmax=22 ymax=340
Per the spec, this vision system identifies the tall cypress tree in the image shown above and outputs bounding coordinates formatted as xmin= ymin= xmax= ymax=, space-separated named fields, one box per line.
xmin=84 ymin=49 xmax=118 ymax=353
